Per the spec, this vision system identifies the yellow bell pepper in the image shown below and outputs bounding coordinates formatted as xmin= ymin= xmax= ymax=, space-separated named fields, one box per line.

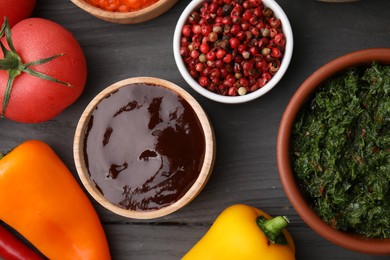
xmin=183 ymin=204 xmax=295 ymax=260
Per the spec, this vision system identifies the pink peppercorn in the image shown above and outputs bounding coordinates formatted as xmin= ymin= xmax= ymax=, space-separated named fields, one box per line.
xmin=228 ymin=87 xmax=237 ymax=96
xmin=201 ymin=24 xmax=212 ymax=36
xmin=206 ymin=51 xmax=216 ymax=61
xmin=182 ymin=25 xmax=192 ymax=37
xmin=216 ymin=49 xmax=226 ymax=59
xmin=179 ymin=0 xmax=286 ymax=96
xmin=229 ymin=37 xmax=240 ymax=49
xmin=200 ymin=43 xmax=210 ymax=53
xmin=199 ymin=76 xmax=209 ymax=87
xmin=223 ymin=54 xmax=233 ymax=63
xmin=271 ymin=47 xmax=282 ymax=58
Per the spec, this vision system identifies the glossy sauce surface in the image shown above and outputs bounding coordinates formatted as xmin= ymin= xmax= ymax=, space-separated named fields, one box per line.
xmin=84 ymin=83 xmax=205 ymax=211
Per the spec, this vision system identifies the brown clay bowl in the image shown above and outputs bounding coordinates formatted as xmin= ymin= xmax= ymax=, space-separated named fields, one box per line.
xmin=277 ymin=48 xmax=390 ymax=255
xmin=70 ymin=0 xmax=177 ymax=24
xmin=74 ymin=77 xmax=215 ymax=219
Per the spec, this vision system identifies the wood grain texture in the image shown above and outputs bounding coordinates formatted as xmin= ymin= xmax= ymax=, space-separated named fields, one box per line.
xmin=1 ymin=0 xmax=389 ymax=259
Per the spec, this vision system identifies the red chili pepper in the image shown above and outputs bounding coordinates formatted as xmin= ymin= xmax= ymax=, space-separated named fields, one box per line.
xmin=0 ymin=224 xmax=43 ymax=260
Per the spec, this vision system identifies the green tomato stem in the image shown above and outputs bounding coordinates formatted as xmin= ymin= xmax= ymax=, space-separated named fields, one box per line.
xmin=1 ymin=72 xmax=17 ymax=118
xmin=0 ymin=59 xmax=20 ymax=70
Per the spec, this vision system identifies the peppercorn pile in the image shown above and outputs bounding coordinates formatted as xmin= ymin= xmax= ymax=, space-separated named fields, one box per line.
xmin=179 ymin=0 xmax=286 ymax=96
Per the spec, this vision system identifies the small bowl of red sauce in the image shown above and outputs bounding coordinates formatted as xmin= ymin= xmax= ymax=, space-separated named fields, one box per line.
xmin=173 ymin=0 xmax=293 ymax=103
xmin=73 ymin=77 xmax=215 ymax=219
xmin=70 ymin=0 xmax=177 ymax=24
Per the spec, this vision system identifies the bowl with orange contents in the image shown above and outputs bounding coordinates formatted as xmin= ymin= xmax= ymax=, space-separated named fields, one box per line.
xmin=73 ymin=77 xmax=216 ymax=219
xmin=70 ymin=0 xmax=177 ymax=24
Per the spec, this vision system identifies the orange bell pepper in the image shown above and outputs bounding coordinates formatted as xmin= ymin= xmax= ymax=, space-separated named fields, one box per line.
xmin=0 ymin=140 xmax=111 ymax=259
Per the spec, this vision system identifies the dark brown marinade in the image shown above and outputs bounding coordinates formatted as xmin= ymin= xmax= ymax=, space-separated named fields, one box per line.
xmin=84 ymin=83 xmax=205 ymax=211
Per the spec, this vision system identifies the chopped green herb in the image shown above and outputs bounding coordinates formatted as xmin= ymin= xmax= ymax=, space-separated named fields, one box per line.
xmin=291 ymin=62 xmax=390 ymax=238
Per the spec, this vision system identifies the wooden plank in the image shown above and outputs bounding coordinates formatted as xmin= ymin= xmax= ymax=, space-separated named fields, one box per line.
xmin=104 ymin=223 xmax=390 ymax=259
xmin=0 ymin=0 xmax=389 ymax=259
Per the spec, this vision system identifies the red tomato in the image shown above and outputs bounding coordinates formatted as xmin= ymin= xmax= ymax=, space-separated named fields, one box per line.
xmin=0 ymin=0 xmax=36 ymax=27
xmin=0 ymin=18 xmax=87 ymax=123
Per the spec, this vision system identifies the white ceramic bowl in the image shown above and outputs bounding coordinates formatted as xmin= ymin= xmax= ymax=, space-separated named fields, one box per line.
xmin=173 ymin=0 xmax=293 ymax=104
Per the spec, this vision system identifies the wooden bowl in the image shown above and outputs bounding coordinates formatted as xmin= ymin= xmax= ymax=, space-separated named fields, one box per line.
xmin=277 ymin=48 xmax=390 ymax=255
xmin=74 ymin=77 xmax=215 ymax=219
xmin=70 ymin=0 xmax=177 ymax=24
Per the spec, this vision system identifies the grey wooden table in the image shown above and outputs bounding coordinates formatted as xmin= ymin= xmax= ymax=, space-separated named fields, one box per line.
xmin=1 ymin=0 xmax=390 ymax=259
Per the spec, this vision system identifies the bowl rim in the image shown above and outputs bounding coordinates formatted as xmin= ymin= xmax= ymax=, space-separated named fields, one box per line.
xmin=73 ymin=77 xmax=216 ymax=219
xmin=173 ymin=0 xmax=294 ymax=104
xmin=70 ymin=0 xmax=177 ymax=24
xmin=277 ymin=48 xmax=390 ymax=255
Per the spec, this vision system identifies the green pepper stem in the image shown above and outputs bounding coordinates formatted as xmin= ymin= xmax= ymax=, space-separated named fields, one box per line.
xmin=0 ymin=153 xmax=5 ymax=160
xmin=256 ymin=215 xmax=290 ymax=245
xmin=263 ymin=216 xmax=289 ymax=236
